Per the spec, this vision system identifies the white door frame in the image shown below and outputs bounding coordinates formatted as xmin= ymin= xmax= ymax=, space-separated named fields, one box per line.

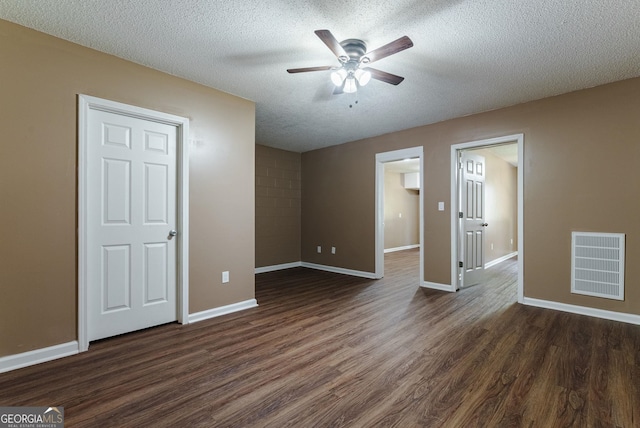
xmin=375 ymin=146 xmax=424 ymax=283
xmin=450 ymin=134 xmax=524 ymax=303
xmin=78 ymin=94 xmax=190 ymax=352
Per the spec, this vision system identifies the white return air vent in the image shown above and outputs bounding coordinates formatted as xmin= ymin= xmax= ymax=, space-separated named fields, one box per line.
xmin=571 ymin=232 xmax=625 ymax=300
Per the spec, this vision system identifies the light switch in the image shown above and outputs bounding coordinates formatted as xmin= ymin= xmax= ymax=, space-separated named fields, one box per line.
xmin=438 ymin=202 xmax=445 ymax=211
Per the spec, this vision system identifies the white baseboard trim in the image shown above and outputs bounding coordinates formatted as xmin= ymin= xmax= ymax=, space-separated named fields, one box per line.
xmin=421 ymin=281 xmax=456 ymax=292
xmin=188 ymin=299 xmax=258 ymax=324
xmin=485 ymin=251 xmax=518 ymax=269
xmin=384 ymin=244 xmax=420 ymax=254
xmin=523 ymin=297 xmax=640 ymax=326
xmin=255 ymin=261 xmax=302 ymax=274
xmin=301 ymin=262 xmax=377 ymax=279
xmin=0 ymin=341 xmax=79 ymax=374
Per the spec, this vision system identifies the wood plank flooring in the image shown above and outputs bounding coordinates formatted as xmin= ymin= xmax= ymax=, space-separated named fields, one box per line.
xmin=1 ymin=249 xmax=639 ymax=427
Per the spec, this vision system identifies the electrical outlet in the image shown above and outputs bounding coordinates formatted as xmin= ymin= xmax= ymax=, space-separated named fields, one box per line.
xmin=317 ymin=246 xmax=321 ymax=253
xmin=331 ymin=247 xmax=336 ymax=254
xmin=222 ymin=271 xmax=229 ymax=283
xmin=491 ymin=243 xmax=494 ymax=250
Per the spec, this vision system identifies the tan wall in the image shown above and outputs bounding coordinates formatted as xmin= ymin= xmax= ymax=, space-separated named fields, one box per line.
xmin=0 ymin=20 xmax=255 ymax=357
xmin=474 ymin=149 xmax=518 ymax=263
xmin=301 ymin=143 xmax=377 ymax=270
xmin=302 ymin=76 xmax=640 ymax=315
xmin=384 ymin=171 xmax=419 ymax=250
xmin=255 ymin=145 xmax=301 ymax=267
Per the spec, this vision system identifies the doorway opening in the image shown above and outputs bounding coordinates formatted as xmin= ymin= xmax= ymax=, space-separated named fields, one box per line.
xmin=375 ymin=147 xmax=424 ymax=284
xmin=450 ymin=134 xmax=524 ymax=302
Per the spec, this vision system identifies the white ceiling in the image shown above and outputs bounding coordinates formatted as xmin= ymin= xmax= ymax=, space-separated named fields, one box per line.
xmin=384 ymin=158 xmax=421 ymax=174
xmin=2 ymin=1 xmax=639 ymax=153
xmin=384 ymin=142 xmax=517 ymax=174
xmin=482 ymin=143 xmax=518 ymax=167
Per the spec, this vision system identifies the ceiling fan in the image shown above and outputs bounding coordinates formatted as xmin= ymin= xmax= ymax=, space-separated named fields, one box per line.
xmin=287 ymin=30 xmax=414 ymax=94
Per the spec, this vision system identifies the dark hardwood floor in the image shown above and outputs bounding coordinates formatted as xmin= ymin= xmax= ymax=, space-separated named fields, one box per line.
xmin=1 ymin=249 xmax=639 ymax=427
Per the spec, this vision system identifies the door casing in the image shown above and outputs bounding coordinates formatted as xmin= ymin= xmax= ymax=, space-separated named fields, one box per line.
xmin=78 ymin=94 xmax=190 ymax=352
xmin=375 ymin=146 xmax=424 ymax=283
xmin=450 ymin=134 xmax=524 ymax=302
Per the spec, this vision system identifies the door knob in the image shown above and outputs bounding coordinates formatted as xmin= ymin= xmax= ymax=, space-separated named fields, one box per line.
xmin=169 ymin=230 xmax=178 ymax=236
xmin=481 ymin=223 xmax=489 ymax=227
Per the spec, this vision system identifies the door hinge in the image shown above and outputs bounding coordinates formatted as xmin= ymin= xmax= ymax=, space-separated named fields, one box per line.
xmin=459 ymin=212 xmax=463 ymax=218
xmin=459 ymin=261 xmax=463 ymax=268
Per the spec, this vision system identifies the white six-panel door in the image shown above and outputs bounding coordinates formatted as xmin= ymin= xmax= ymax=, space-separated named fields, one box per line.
xmin=87 ymin=109 xmax=177 ymax=341
xmin=460 ymin=152 xmax=486 ymax=287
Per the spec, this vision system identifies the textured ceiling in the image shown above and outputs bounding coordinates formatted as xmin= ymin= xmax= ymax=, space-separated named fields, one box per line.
xmin=2 ymin=1 xmax=639 ymax=152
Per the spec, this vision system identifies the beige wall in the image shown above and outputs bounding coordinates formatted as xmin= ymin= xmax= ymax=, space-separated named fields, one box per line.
xmin=474 ymin=148 xmax=518 ymax=263
xmin=0 ymin=20 xmax=255 ymax=357
xmin=384 ymin=171 xmax=419 ymax=250
xmin=255 ymin=145 xmax=301 ymax=267
xmin=302 ymin=76 xmax=640 ymax=316
xmin=301 ymin=144 xmax=376 ymax=270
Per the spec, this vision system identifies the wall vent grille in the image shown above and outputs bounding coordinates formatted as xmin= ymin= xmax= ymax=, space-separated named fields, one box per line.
xmin=571 ymin=232 xmax=625 ymax=300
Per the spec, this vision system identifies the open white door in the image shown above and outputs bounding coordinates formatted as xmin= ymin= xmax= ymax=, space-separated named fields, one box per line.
xmin=450 ymin=134 xmax=523 ymax=300
xmin=459 ymin=151 xmax=487 ymax=287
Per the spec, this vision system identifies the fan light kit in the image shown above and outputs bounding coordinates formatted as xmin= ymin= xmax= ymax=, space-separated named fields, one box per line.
xmin=288 ymin=30 xmax=413 ymax=94
xmin=330 ymin=68 xmax=370 ymax=93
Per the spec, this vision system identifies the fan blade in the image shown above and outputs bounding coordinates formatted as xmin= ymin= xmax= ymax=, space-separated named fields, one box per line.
xmin=315 ymin=29 xmax=348 ymax=60
xmin=363 ymin=36 xmax=413 ymax=63
xmin=287 ymin=66 xmax=334 ymax=73
xmin=364 ymin=67 xmax=405 ymax=85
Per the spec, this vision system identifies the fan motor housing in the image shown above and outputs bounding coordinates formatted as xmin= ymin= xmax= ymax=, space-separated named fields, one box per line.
xmin=340 ymin=39 xmax=367 ymax=62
